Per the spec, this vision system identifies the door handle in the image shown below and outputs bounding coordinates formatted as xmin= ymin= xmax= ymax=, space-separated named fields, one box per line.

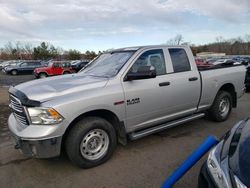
xmin=189 ymin=77 xmax=198 ymax=81
xmin=159 ymin=82 xmax=170 ymax=87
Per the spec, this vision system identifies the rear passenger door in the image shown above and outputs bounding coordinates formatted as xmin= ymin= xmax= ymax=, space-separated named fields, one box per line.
xmin=19 ymin=62 xmax=29 ymax=73
xmin=164 ymin=48 xmax=200 ymax=117
xmin=26 ymin=62 xmax=40 ymax=73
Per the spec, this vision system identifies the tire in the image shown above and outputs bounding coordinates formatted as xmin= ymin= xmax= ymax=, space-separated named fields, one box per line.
xmin=39 ymin=72 xmax=48 ymax=78
xmin=63 ymin=71 xmax=70 ymax=74
xmin=208 ymin=91 xmax=232 ymax=122
xmin=11 ymin=70 xmax=17 ymax=75
xmin=65 ymin=117 xmax=117 ymax=168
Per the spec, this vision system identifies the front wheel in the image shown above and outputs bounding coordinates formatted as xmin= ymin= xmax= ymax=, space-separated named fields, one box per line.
xmin=39 ymin=73 xmax=48 ymax=78
xmin=65 ymin=117 xmax=117 ymax=168
xmin=208 ymin=91 xmax=232 ymax=122
xmin=11 ymin=70 xmax=18 ymax=75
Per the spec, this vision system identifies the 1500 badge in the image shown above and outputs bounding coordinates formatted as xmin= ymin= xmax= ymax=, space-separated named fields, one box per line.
xmin=127 ymin=98 xmax=140 ymax=105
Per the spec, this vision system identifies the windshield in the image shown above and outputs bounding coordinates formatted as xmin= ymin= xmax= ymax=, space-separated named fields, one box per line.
xmin=79 ymin=51 xmax=134 ymax=78
xmin=48 ymin=62 xmax=54 ymax=67
xmin=71 ymin=60 xmax=80 ymax=65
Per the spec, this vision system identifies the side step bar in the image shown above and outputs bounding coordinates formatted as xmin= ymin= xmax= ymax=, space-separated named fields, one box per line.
xmin=129 ymin=113 xmax=205 ymax=140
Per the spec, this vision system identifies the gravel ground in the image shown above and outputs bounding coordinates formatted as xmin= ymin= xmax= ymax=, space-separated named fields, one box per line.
xmin=0 ymin=71 xmax=34 ymax=87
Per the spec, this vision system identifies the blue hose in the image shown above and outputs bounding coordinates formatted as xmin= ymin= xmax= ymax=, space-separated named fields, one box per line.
xmin=162 ymin=135 xmax=219 ymax=188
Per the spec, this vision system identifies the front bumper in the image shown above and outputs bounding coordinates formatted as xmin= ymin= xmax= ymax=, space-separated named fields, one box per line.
xmin=12 ymin=134 xmax=62 ymax=158
xmin=8 ymin=113 xmax=66 ymax=158
xmin=3 ymin=68 xmax=12 ymax=74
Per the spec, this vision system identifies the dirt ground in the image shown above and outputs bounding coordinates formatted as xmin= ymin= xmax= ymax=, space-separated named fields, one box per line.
xmin=0 ymin=71 xmax=34 ymax=87
xmin=0 ymin=85 xmax=249 ymax=188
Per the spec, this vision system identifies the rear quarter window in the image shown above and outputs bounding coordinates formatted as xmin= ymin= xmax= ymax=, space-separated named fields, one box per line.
xmin=169 ymin=48 xmax=191 ymax=73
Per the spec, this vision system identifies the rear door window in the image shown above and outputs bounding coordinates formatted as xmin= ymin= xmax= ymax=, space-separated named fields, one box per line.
xmin=169 ymin=48 xmax=191 ymax=73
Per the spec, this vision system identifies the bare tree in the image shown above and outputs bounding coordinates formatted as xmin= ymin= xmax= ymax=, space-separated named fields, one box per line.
xmin=215 ymin=36 xmax=225 ymax=43
xmin=166 ymin=34 xmax=184 ymax=45
xmin=24 ymin=43 xmax=33 ymax=54
xmin=4 ymin=42 xmax=15 ymax=55
xmin=244 ymin=34 xmax=250 ymax=42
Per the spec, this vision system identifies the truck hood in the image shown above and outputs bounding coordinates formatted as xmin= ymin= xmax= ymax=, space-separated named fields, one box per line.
xmin=14 ymin=74 xmax=108 ymax=102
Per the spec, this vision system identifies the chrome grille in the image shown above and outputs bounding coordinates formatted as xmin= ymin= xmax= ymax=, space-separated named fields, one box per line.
xmin=10 ymin=95 xmax=23 ymax=112
xmin=9 ymin=95 xmax=29 ymax=126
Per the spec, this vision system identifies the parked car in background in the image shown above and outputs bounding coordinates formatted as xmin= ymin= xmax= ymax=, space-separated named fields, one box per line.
xmin=70 ymin=60 xmax=90 ymax=72
xmin=3 ymin=60 xmax=42 ymax=75
xmin=241 ymin=57 xmax=250 ymax=66
xmin=40 ymin=60 xmax=50 ymax=67
xmin=0 ymin=60 xmax=22 ymax=70
xmin=195 ymin=58 xmax=213 ymax=69
xmin=34 ymin=61 xmax=73 ymax=78
xmin=205 ymin=58 xmax=218 ymax=64
xmin=198 ymin=118 xmax=250 ymax=188
xmin=212 ymin=59 xmax=240 ymax=66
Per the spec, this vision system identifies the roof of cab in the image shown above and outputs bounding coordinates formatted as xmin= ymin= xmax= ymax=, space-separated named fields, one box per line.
xmin=109 ymin=45 xmax=189 ymax=53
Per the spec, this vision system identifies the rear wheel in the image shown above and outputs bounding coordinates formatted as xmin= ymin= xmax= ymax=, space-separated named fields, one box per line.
xmin=65 ymin=117 xmax=117 ymax=168
xmin=208 ymin=91 xmax=232 ymax=122
xmin=63 ymin=71 xmax=70 ymax=74
xmin=11 ymin=70 xmax=17 ymax=75
xmin=39 ymin=72 xmax=48 ymax=78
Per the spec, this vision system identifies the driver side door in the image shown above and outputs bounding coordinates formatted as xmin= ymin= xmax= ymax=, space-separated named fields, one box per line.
xmin=122 ymin=49 xmax=170 ymax=132
xmin=52 ymin=63 xmax=62 ymax=75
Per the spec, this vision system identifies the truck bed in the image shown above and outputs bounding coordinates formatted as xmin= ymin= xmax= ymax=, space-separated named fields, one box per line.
xmin=198 ymin=65 xmax=246 ymax=111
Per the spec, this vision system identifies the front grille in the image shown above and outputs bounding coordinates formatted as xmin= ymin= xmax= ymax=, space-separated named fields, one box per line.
xmin=9 ymin=95 xmax=29 ymax=126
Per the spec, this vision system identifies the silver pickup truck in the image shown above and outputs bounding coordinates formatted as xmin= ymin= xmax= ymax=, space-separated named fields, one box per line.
xmin=8 ymin=45 xmax=246 ymax=168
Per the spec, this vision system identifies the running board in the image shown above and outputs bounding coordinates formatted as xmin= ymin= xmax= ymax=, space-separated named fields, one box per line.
xmin=129 ymin=113 xmax=205 ymax=140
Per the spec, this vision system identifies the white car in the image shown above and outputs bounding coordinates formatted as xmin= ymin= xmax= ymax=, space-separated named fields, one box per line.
xmin=212 ymin=59 xmax=240 ymax=66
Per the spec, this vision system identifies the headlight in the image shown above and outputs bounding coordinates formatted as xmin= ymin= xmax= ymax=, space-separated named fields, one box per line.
xmin=27 ymin=107 xmax=64 ymax=125
xmin=234 ymin=175 xmax=247 ymax=188
xmin=207 ymin=144 xmax=231 ymax=188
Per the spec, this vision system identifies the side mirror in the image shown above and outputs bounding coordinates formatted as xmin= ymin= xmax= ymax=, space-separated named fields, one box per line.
xmin=126 ymin=66 xmax=156 ymax=81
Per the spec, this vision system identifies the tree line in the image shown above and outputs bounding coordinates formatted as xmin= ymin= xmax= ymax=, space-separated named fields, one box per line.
xmin=166 ymin=34 xmax=250 ymax=56
xmin=0 ymin=42 xmax=99 ymax=60
xmin=1 ymin=34 xmax=250 ymax=60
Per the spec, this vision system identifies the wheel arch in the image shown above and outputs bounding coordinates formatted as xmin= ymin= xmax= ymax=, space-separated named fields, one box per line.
xmin=217 ymin=83 xmax=237 ymax=107
xmin=10 ymin=69 xmax=18 ymax=74
xmin=62 ymin=70 xmax=70 ymax=74
xmin=39 ymin=71 xmax=49 ymax=76
xmin=62 ymin=109 xmax=127 ymax=150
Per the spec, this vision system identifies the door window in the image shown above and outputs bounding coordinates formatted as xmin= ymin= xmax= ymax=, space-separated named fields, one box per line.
xmin=169 ymin=48 xmax=191 ymax=73
xmin=129 ymin=49 xmax=166 ymax=76
xmin=53 ymin=63 xmax=60 ymax=68
xmin=20 ymin=62 xmax=28 ymax=67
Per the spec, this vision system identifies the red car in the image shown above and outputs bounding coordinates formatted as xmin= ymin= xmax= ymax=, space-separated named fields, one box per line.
xmin=34 ymin=61 xmax=74 ymax=78
xmin=195 ymin=58 xmax=213 ymax=69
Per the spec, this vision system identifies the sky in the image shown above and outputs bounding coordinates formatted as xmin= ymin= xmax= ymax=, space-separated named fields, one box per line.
xmin=0 ymin=0 xmax=250 ymax=52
